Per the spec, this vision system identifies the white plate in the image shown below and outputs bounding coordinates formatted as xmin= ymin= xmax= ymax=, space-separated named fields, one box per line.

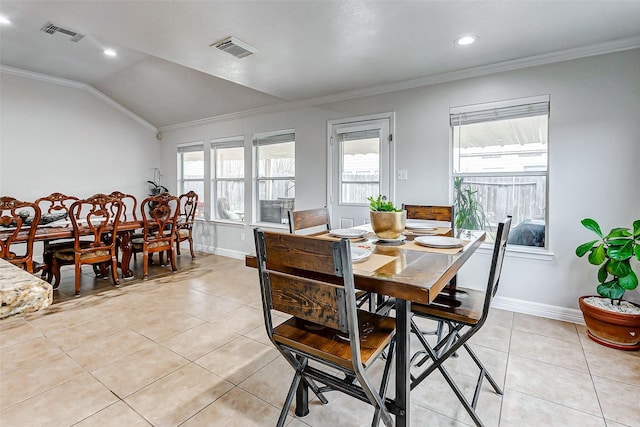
xmin=351 ymin=247 xmax=372 ymax=263
xmin=405 ymin=221 xmax=436 ymax=231
xmin=414 ymin=236 xmax=463 ymax=248
xmin=375 ymin=235 xmax=406 ymax=243
xmin=329 ymin=228 xmax=368 ymax=239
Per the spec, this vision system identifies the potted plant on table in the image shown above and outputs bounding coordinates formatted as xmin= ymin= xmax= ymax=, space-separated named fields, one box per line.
xmin=367 ymin=195 xmax=406 ymax=239
xmin=575 ymin=218 xmax=640 ymax=350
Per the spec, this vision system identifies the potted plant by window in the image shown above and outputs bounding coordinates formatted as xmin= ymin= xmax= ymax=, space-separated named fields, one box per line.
xmin=367 ymin=195 xmax=406 ymax=239
xmin=575 ymin=218 xmax=640 ymax=350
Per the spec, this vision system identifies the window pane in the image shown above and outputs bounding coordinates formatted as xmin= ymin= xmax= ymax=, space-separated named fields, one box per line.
xmin=258 ymin=179 xmax=295 ymax=224
xmin=341 ymin=137 xmax=380 ymax=182
xmin=181 ymin=151 xmax=205 ymax=179
xmin=453 ymin=115 xmax=548 ymax=174
xmin=258 ymin=141 xmax=295 ymax=177
xmin=341 ymin=182 xmax=380 ymax=204
xmin=214 ymin=181 xmax=244 ymax=221
xmin=215 ymin=146 xmax=244 ymax=178
xmin=453 ymin=175 xmax=546 ymax=247
xmin=182 ymin=181 xmax=205 ymax=220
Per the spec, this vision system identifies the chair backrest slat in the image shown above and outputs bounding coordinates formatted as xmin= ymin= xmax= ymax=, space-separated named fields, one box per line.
xmin=108 ymin=191 xmax=138 ymax=221
xmin=403 ymin=204 xmax=454 ymax=236
xmin=288 ymin=207 xmax=331 ymax=234
xmin=141 ymin=193 xmax=180 ymax=245
xmin=0 ymin=197 xmax=41 ymax=272
xmin=260 ymin=231 xmax=339 ymax=276
xmin=70 ymin=194 xmax=122 ymax=252
xmin=479 ymin=216 xmax=512 ymax=324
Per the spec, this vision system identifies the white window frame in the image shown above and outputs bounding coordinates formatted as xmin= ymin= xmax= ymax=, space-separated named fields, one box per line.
xmin=253 ymin=129 xmax=296 ymax=227
xmin=450 ymin=95 xmax=550 ymax=251
xmin=177 ymin=142 xmax=206 ymax=220
xmin=211 ymin=136 xmax=245 ymax=223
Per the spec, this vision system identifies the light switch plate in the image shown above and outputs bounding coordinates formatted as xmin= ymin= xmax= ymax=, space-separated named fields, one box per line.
xmin=397 ymin=169 xmax=408 ymax=181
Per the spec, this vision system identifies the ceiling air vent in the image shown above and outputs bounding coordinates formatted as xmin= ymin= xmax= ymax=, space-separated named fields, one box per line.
xmin=212 ymin=36 xmax=257 ymax=58
xmin=40 ymin=21 xmax=84 ymax=42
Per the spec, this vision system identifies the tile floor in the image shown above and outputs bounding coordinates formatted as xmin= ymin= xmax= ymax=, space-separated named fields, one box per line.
xmin=1 ymin=253 xmax=639 ymax=427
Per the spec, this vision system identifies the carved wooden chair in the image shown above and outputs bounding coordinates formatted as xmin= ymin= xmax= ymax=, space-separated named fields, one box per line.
xmin=34 ymin=192 xmax=81 ymax=281
xmin=287 ymin=207 xmax=331 ymax=234
xmin=108 ymin=191 xmax=138 ymax=222
xmin=50 ymin=194 xmax=122 ymax=295
xmin=0 ymin=196 xmax=41 ymax=273
xmin=254 ymin=230 xmax=396 ymax=427
xmin=409 ymin=217 xmax=512 ymax=427
xmin=175 ymin=191 xmax=198 ymax=258
xmin=132 ymin=193 xmax=179 ymax=279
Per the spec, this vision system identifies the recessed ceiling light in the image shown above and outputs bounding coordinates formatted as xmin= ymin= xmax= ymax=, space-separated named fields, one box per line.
xmin=0 ymin=15 xmax=11 ymax=25
xmin=103 ymin=49 xmax=117 ymax=57
xmin=454 ymin=34 xmax=478 ymax=46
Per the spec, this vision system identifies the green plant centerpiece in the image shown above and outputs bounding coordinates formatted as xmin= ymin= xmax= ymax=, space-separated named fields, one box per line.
xmin=367 ymin=195 xmax=406 ymax=239
xmin=575 ymin=218 xmax=640 ymax=350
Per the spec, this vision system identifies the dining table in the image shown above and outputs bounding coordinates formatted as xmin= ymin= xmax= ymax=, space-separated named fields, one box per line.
xmin=0 ymin=216 xmax=143 ymax=279
xmin=246 ymin=224 xmax=486 ymax=427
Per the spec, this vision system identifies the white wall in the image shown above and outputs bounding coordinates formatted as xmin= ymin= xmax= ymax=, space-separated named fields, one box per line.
xmin=161 ymin=49 xmax=640 ymax=317
xmin=0 ymin=72 xmax=159 ymax=202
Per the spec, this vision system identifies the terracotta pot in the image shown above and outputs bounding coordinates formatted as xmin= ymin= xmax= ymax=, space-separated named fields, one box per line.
xmin=578 ymin=295 xmax=640 ymax=351
xmin=370 ymin=210 xmax=406 ymax=239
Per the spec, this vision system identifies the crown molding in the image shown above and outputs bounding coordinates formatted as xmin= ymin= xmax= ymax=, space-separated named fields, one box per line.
xmin=0 ymin=65 xmax=157 ymax=132
xmin=160 ymin=36 xmax=640 ymax=131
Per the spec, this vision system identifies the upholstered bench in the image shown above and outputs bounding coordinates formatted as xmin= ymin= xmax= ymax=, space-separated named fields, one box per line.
xmin=0 ymin=258 xmax=53 ymax=319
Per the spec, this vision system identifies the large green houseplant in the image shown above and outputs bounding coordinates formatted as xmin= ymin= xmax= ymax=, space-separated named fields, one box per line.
xmin=453 ymin=177 xmax=487 ymax=231
xmin=575 ymin=218 xmax=640 ymax=350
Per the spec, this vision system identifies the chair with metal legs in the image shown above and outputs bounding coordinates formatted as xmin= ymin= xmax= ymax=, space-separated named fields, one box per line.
xmin=287 ymin=207 xmax=331 ymax=235
xmin=409 ymin=216 xmax=512 ymax=427
xmin=254 ymin=230 xmax=397 ymax=427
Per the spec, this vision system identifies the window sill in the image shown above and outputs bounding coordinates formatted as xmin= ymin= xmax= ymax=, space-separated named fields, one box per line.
xmin=250 ymin=222 xmax=289 ymax=230
xmin=476 ymin=242 xmax=555 ymax=261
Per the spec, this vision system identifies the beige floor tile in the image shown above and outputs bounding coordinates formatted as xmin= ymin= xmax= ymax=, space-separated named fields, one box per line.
xmin=0 ymin=320 xmax=43 ymax=348
xmin=0 ymin=373 xmax=118 ymax=427
xmin=484 ymin=307 xmax=515 ymax=329
xmin=286 ymin=418 xmax=312 ymax=427
xmin=42 ymin=317 xmax=124 ymax=352
xmin=604 ymin=420 xmax=635 ymax=427
xmin=212 ymin=305 xmax=265 ymax=335
xmin=91 ymin=342 xmax=189 ymax=398
xmin=408 ymin=403 xmax=470 ymax=426
xmin=500 ymin=389 xmax=606 ymax=427
xmin=469 ymin=323 xmax=512 ymax=352
xmin=0 ymin=352 xmax=84 ymax=410
xmin=583 ymin=344 xmax=640 ymax=387
xmin=24 ymin=303 xmax=102 ymax=334
xmin=160 ymin=322 xmax=240 ymax=360
xmin=74 ymin=401 xmax=152 ymax=426
xmin=592 ymin=376 xmax=640 ymax=426
xmin=196 ymin=336 xmax=278 ymax=385
xmin=125 ymin=363 xmax=233 ymax=426
xmin=505 ymin=354 xmax=600 ymax=415
xmin=432 ymin=341 xmax=509 ymax=387
xmin=513 ymin=312 xmax=581 ymax=343
xmin=509 ymin=329 xmax=589 ymax=372
xmin=239 ymin=356 xmax=304 ymax=413
xmin=181 ymin=387 xmax=282 ymax=426
xmin=184 ymin=296 xmax=244 ymax=322
xmin=66 ymin=329 xmax=155 ymax=372
xmin=127 ymin=309 xmax=205 ymax=341
xmin=0 ymin=336 xmax=62 ymax=374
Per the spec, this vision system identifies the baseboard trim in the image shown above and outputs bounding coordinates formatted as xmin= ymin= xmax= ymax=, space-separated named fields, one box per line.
xmin=492 ymin=296 xmax=585 ymax=325
xmin=194 ymin=244 xmax=246 ymax=261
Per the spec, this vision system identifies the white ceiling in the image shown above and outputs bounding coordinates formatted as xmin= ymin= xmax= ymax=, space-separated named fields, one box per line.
xmin=1 ymin=1 xmax=640 ymax=128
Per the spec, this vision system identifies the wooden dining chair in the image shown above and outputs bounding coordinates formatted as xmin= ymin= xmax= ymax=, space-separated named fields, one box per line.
xmin=175 ymin=191 xmax=198 ymax=259
xmin=0 ymin=196 xmax=41 ymax=274
xmin=34 ymin=192 xmax=81 ymax=281
xmin=409 ymin=216 xmax=512 ymax=427
xmin=132 ymin=193 xmax=179 ymax=279
xmin=254 ymin=230 xmax=396 ymax=427
xmin=50 ymin=194 xmax=123 ymax=295
xmin=287 ymin=207 xmax=331 ymax=235
xmin=403 ymin=204 xmax=454 ymax=236
xmin=108 ymin=191 xmax=139 ymax=222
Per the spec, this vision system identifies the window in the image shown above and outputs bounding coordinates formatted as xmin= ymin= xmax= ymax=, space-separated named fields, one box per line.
xmin=177 ymin=143 xmax=205 ymax=220
xmin=254 ymin=130 xmax=295 ymax=225
xmin=450 ymin=95 xmax=549 ymax=248
xmin=338 ymin=128 xmax=381 ymax=204
xmin=211 ymin=137 xmax=244 ymax=222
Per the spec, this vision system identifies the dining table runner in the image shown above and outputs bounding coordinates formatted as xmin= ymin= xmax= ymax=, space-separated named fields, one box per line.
xmin=352 ymin=253 xmax=396 ymax=272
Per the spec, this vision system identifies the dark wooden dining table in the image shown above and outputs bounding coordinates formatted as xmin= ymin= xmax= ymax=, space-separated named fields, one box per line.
xmin=246 ymin=228 xmax=486 ymax=426
xmin=1 ymin=217 xmax=143 ymax=279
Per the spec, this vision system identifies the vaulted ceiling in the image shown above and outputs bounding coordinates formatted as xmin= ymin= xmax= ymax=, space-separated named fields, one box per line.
xmin=1 ymin=1 xmax=639 ymax=128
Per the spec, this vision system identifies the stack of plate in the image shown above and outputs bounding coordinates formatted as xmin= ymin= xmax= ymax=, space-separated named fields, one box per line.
xmin=414 ymin=236 xmax=464 ymax=248
xmin=405 ymin=221 xmax=437 ymax=234
xmin=329 ymin=228 xmax=368 ymax=239
xmin=351 ymin=247 xmax=372 ymax=263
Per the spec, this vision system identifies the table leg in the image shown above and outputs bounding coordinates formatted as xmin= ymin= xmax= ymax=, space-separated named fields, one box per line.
xmin=294 ymin=370 xmax=309 ymax=417
xmin=395 ymin=298 xmax=410 ymax=427
xmin=119 ymin=231 xmax=134 ymax=278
